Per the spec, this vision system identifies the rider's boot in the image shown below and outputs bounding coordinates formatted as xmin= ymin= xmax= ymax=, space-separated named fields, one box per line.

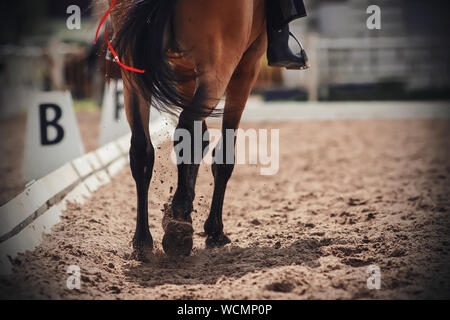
xmin=266 ymin=23 xmax=309 ymax=70
xmin=266 ymin=0 xmax=309 ymax=70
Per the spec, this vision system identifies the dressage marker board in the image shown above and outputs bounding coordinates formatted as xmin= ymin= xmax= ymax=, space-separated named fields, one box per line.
xmin=23 ymin=91 xmax=85 ymax=183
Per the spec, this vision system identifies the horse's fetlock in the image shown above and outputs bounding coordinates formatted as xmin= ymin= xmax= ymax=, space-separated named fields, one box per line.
xmin=204 ymin=217 xmax=222 ymax=236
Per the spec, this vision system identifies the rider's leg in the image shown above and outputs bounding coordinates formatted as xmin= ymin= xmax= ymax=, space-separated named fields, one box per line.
xmin=266 ymin=0 xmax=309 ymax=70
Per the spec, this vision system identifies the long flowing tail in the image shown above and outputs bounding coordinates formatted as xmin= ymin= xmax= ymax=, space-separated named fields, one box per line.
xmin=113 ymin=0 xmax=195 ymax=115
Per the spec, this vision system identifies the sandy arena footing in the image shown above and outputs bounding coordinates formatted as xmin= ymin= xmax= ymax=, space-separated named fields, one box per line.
xmin=0 ymin=119 xmax=449 ymax=299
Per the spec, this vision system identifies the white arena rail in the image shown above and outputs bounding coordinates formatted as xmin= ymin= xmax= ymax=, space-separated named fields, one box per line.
xmin=0 ymin=113 xmax=176 ymax=275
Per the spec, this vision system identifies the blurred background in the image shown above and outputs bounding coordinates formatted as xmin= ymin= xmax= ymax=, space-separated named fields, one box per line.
xmin=0 ymin=0 xmax=450 ymax=204
xmin=1 ymin=0 xmax=450 ymax=117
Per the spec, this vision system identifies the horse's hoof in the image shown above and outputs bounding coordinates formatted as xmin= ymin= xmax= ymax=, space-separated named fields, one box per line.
xmin=132 ymin=236 xmax=153 ymax=262
xmin=205 ymin=233 xmax=231 ymax=248
xmin=162 ymin=220 xmax=194 ymax=257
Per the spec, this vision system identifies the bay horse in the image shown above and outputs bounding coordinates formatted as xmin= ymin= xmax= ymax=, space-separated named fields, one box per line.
xmin=101 ymin=0 xmax=267 ymax=258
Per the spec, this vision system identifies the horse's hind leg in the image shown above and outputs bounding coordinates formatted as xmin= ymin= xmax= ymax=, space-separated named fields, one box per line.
xmin=163 ymin=74 xmax=233 ymax=256
xmin=124 ymin=84 xmax=154 ymax=260
xmin=162 ymin=114 xmax=207 ymax=257
xmin=204 ymin=39 xmax=265 ymax=248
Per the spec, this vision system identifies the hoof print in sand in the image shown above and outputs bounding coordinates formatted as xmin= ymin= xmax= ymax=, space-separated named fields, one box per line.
xmin=266 ymin=281 xmax=294 ymax=293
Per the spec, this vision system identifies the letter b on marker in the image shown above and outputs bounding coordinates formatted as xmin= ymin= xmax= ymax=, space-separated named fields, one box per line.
xmin=39 ymin=104 xmax=65 ymax=145
xmin=23 ymin=92 xmax=84 ymax=182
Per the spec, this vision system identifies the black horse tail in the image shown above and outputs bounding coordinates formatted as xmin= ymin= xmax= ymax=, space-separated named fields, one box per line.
xmin=114 ymin=0 xmax=211 ymax=118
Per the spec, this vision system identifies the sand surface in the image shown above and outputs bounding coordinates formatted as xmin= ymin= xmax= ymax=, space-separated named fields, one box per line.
xmin=1 ymin=119 xmax=449 ymax=299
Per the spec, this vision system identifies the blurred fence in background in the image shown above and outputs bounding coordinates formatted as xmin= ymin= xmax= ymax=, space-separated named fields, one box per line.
xmin=316 ymin=36 xmax=450 ymax=100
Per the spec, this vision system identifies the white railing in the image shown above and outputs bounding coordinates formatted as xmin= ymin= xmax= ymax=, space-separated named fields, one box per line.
xmin=317 ymin=37 xmax=450 ymax=89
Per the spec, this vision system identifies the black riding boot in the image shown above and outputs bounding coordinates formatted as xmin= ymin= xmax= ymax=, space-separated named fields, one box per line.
xmin=266 ymin=0 xmax=308 ymax=70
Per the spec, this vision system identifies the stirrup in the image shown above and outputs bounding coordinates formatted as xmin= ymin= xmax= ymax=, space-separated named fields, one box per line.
xmin=289 ymin=32 xmax=309 ymax=70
